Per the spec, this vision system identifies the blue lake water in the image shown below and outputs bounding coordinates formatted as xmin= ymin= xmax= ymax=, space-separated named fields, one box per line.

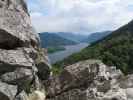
xmin=48 ymin=43 xmax=89 ymax=64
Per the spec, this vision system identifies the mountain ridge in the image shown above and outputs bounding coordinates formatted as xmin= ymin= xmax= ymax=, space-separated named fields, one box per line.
xmin=55 ymin=32 xmax=87 ymax=42
xmin=83 ymin=31 xmax=112 ymax=43
xmin=54 ymin=20 xmax=133 ymax=74
xmin=39 ymin=32 xmax=78 ymax=48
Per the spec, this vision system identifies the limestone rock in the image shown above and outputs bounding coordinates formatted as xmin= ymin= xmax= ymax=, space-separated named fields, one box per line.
xmin=0 ymin=49 xmax=35 ymax=70
xmin=1 ymin=67 xmax=33 ymax=90
xmin=0 ymin=0 xmax=39 ymax=49
xmin=46 ymin=60 xmax=112 ymax=96
xmin=46 ymin=60 xmax=131 ymax=100
xmin=0 ymin=0 xmax=51 ymax=100
xmin=0 ymin=81 xmax=17 ymax=100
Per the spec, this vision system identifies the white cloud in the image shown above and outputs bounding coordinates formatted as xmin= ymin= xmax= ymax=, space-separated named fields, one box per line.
xmin=27 ymin=0 xmax=133 ymax=34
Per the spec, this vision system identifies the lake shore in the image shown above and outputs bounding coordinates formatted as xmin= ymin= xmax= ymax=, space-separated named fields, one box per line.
xmin=48 ymin=43 xmax=89 ymax=64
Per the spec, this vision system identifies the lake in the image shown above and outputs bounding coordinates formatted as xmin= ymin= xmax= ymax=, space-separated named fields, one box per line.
xmin=48 ymin=43 xmax=89 ymax=64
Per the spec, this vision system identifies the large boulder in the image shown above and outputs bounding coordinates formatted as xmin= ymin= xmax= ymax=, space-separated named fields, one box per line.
xmin=46 ymin=60 xmax=130 ymax=100
xmin=46 ymin=60 xmax=113 ymax=96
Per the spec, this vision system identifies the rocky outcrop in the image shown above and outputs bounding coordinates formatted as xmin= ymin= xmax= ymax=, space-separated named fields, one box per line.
xmin=0 ymin=0 xmax=38 ymax=49
xmin=46 ymin=60 xmax=133 ymax=100
xmin=0 ymin=0 xmax=50 ymax=100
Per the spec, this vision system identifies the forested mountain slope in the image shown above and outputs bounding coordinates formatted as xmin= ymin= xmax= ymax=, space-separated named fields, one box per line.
xmin=39 ymin=32 xmax=77 ymax=48
xmin=54 ymin=20 xmax=133 ymax=74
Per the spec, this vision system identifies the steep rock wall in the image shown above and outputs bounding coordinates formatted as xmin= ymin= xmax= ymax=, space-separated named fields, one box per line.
xmin=0 ymin=0 xmax=51 ymax=100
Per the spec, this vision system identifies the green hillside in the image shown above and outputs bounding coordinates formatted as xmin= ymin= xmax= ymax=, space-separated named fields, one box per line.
xmin=39 ymin=32 xmax=77 ymax=48
xmin=83 ymin=31 xmax=112 ymax=43
xmin=54 ymin=20 xmax=133 ymax=74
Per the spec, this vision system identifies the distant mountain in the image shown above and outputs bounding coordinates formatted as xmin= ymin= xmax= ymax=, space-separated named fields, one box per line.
xmin=39 ymin=32 xmax=77 ymax=48
xmin=83 ymin=31 xmax=112 ymax=43
xmin=54 ymin=20 xmax=133 ymax=74
xmin=55 ymin=32 xmax=87 ymax=43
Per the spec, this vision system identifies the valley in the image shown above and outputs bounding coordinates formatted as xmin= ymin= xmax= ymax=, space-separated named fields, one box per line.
xmin=39 ymin=31 xmax=111 ymax=62
xmin=54 ymin=20 xmax=133 ymax=74
xmin=48 ymin=43 xmax=88 ymax=64
xmin=1 ymin=0 xmax=133 ymax=100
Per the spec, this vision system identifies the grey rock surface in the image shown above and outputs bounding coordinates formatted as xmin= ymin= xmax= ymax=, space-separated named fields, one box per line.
xmin=0 ymin=81 xmax=17 ymax=100
xmin=15 ymin=91 xmax=29 ymax=100
xmin=0 ymin=49 xmax=35 ymax=70
xmin=0 ymin=0 xmax=51 ymax=100
xmin=46 ymin=60 xmax=112 ymax=96
xmin=0 ymin=0 xmax=39 ymax=49
xmin=46 ymin=60 xmax=133 ymax=100
xmin=1 ymin=67 xmax=33 ymax=90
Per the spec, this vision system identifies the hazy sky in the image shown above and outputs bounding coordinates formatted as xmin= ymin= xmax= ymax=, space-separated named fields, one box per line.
xmin=27 ymin=0 xmax=133 ymax=34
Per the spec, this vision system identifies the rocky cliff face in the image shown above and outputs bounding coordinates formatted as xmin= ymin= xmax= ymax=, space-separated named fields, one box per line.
xmin=0 ymin=0 xmax=50 ymax=100
xmin=46 ymin=60 xmax=133 ymax=100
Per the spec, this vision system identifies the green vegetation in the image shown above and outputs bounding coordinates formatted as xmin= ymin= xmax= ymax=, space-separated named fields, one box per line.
xmin=39 ymin=32 xmax=77 ymax=48
xmin=54 ymin=20 xmax=133 ymax=74
xmin=51 ymin=65 xmax=63 ymax=75
xmin=47 ymin=46 xmax=66 ymax=53
xmin=83 ymin=31 xmax=111 ymax=43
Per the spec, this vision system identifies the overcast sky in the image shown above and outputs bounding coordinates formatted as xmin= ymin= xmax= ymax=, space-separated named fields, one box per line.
xmin=27 ymin=0 xmax=133 ymax=34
